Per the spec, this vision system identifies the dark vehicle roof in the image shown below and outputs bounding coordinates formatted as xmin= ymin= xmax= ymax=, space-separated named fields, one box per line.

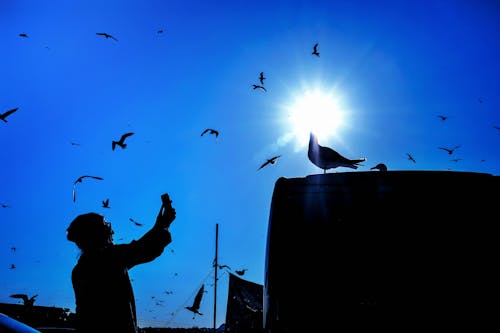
xmin=0 ymin=313 xmax=42 ymax=333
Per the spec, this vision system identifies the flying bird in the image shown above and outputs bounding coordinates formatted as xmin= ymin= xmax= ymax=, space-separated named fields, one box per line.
xmin=407 ymin=153 xmax=416 ymax=163
xmin=19 ymin=33 xmax=28 ymax=38
xmin=370 ymin=163 xmax=387 ymax=172
xmin=129 ymin=218 xmax=143 ymax=226
xmin=112 ymin=132 xmax=134 ymax=150
xmin=201 ymin=128 xmax=219 ymax=138
xmin=437 ymin=115 xmax=448 ymax=121
xmin=72 ymin=175 xmax=104 ymax=202
xmin=1 ymin=107 xmax=19 ymax=123
xmin=157 ymin=29 xmax=164 ymax=34
xmin=96 ymin=32 xmax=118 ymax=41
xmin=450 ymin=158 xmax=462 ymax=162
xmin=312 ymin=43 xmax=320 ymax=57
xmin=308 ymin=132 xmax=365 ymax=173
xmin=102 ymin=198 xmax=110 ymax=208
xmin=185 ymin=284 xmax=204 ymax=318
xmin=10 ymin=294 xmax=38 ymax=306
xmin=438 ymin=145 xmax=461 ymax=155
xmin=259 ymin=72 xmax=266 ymax=85
xmin=252 ymin=84 xmax=267 ymax=92
xmin=258 ymin=155 xmax=282 ymax=171
xmin=235 ymin=269 xmax=248 ymax=276
xmin=493 ymin=126 xmax=500 ymax=130
xmin=1 ymin=203 xmax=10 ymax=208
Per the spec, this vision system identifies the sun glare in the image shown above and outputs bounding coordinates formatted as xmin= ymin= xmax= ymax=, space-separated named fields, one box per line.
xmin=286 ymin=88 xmax=346 ymax=148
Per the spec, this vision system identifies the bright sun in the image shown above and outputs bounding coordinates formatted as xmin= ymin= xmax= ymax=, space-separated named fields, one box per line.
xmin=286 ymin=88 xmax=346 ymax=149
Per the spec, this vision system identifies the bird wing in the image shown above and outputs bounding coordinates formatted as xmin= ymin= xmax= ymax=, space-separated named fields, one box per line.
xmin=2 ymin=108 xmax=18 ymax=118
xmin=192 ymin=284 xmax=204 ymax=309
xmin=258 ymin=160 xmax=270 ymax=170
xmin=120 ymin=132 xmax=134 ymax=142
xmin=10 ymin=294 xmax=28 ymax=303
xmin=438 ymin=147 xmax=451 ymax=153
xmin=201 ymin=129 xmax=209 ymax=136
xmin=84 ymin=175 xmax=104 ymax=180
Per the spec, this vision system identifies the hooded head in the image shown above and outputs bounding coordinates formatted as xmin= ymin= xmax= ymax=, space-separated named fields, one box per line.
xmin=67 ymin=212 xmax=113 ymax=251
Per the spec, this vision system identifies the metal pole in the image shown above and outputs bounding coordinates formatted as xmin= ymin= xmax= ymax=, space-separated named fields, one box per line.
xmin=214 ymin=223 xmax=218 ymax=333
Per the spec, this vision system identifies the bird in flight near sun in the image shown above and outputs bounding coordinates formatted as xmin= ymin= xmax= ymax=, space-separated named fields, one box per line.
xmin=102 ymin=198 xmax=110 ymax=208
xmin=1 ymin=107 xmax=19 ymax=123
xmin=312 ymin=43 xmax=320 ymax=57
xmin=185 ymin=284 xmax=205 ymax=318
xmin=201 ymin=128 xmax=219 ymax=138
xmin=129 ymin=218 xmax=143 ymax=226
xmin=73 ymin=175 xmax=104 ymax=202
xmin=308 ymin=132 xmax=365 ymax=173
xmin=96 ymin=32 xmax=118 ymax=41
xmin=252 ymin=84 xmax=267 ymax=92
xmin=438 ymin=145 xmax=461 ymax=155
xmin=112 ymin=132 xmax=134 ymax=150
xmin=258 ymin=155 xmax=282 ymax=171
xmin=259 ymin=72 xmax=266 ymax=85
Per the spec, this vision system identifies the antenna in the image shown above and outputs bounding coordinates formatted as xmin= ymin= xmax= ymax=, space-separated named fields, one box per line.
xmin=213 ymin=223 xmax=218 ymax=333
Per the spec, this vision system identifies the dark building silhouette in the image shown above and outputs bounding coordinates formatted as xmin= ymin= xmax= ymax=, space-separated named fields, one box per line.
xmin=0 ymin=302 xmax=76 ymax=330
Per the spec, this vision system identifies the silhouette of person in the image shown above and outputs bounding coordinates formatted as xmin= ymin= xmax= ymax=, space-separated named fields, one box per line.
xmin=66 ymin=198 xmax=175 ymax=333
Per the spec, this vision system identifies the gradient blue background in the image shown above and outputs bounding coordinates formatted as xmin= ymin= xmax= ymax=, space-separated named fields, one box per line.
xmin=1 ymin=0 xmax=499 ymax=329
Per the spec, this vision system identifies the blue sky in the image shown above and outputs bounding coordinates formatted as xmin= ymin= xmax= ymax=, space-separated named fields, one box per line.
xmin=1 ymin=0 xmax=499 ymax=329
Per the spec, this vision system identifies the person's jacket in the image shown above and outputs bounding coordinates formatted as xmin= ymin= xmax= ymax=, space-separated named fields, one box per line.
xmin=72 ymin=225 xmax=171 ymax=333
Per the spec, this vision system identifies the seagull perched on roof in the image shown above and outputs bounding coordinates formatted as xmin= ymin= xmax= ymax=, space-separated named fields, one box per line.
xmin=73 ymin=175 xmax=104 ymax=202
xmin=370 ymin=163 xmax=387 ymax=172
xmin=112 ymin=132 xmax=134 ymax=150
xmin=10 ymin=293 xmax=38 ymax=306
xmin=308 ymin=132 xmax=365 ymax=173
xmin=1 ymin=107 xmax=19 ymax=123
xmin=185 ymin=284 xmax=204 ymax=318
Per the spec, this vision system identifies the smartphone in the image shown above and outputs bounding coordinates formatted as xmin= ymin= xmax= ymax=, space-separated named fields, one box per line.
xmin=161 ymin=193 xmax=172 ymax=208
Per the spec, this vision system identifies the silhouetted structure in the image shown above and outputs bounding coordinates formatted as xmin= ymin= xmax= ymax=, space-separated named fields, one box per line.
xmin=264 ymin=171 xmax=499 ymax=332
xmin=224 ymin=273 xmax=263 ymax=333
xmin=0 ymin=302 xmax=76 ymax=330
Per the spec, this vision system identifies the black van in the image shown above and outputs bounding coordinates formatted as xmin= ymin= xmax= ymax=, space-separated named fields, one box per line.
xmin=264 ymin=171 xmax=499 ymax=332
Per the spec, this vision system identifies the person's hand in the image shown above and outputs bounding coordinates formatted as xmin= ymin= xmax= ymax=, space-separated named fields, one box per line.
xmin=156 ymin=205 xmax=176 ymax=229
